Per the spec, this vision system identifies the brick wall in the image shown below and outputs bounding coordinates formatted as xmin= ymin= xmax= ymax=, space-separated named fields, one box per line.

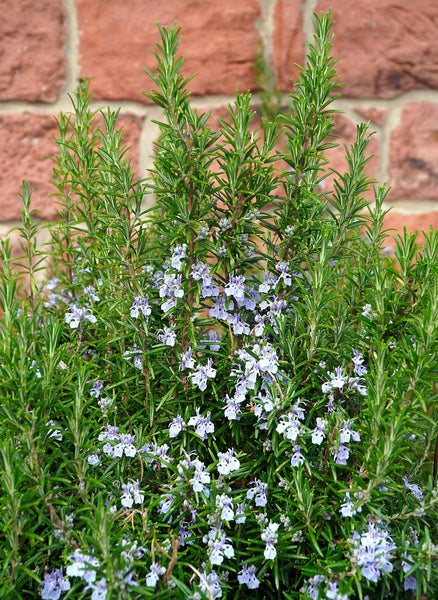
xmin=1 ymin=0 xmax=438 ymax=250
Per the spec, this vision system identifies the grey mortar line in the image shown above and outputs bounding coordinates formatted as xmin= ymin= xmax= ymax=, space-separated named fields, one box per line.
xmin=302 ymin=0 xmax=319 ymax=46
xmin=255 ymin=0 xmax=276 ymax=68
xmin=62 ymin=0 xmax=80 ymax=98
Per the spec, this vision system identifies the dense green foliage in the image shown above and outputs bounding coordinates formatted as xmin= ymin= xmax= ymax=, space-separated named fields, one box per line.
xmin=1 ymin=12 xmax=438 ymax=600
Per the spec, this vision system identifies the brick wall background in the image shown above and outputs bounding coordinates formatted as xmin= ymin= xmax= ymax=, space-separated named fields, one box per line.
xmin=1 ymin=0 xmax=438 ymax=251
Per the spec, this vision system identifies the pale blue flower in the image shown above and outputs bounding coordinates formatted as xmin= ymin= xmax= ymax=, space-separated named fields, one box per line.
xmin=39 ymin=568 xmax=71 ymax=599
xmin=238 ymin=564 xmax=260 ymax=589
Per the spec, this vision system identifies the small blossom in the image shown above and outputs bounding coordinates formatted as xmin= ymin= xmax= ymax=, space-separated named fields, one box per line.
xmin=39 ymin=568 xmax=71 ymax=600
xmin=217 ymin=448 xmax=240 ymax=475
xmin=311 ymin=417 xmax=327 ymax=445
xmin=120 ymin=480 xmax=144 ymax=508
xmin=130 ymin=296 xmax=151 ymax=319
xmin=157 ymin=326 xmax=177 ymax=347
xmin=179 ymin=347 xmax=195 ymax=371
xmin=145 ymin=562 xmax=166 ymax=587
xmin=340 ymin=491 xmax=360 ymax=517
xmin=350 ymin=522 xmax=395 ymax=583
xmin=45 ymin=420 xmax=62 ymax=441
xmin=199 ymin=569 xmax=223 ymax=599
xmin=261 ymin=521 xmax=280 ymax=560
xmin=87 ymin=452 xmax=101 ymax=466
xmin=237 ymin=564 xmax=260 ymax=589
xmin=246 ymin=479 xmax=267 ymax=507
xmin=224 ymin=274 xmax=246 ymax=300
xmin=90 ymin=380 xmax=104 ymax=398
xmin=362 ymin=303 xmax=376 ymax=319
xmin=65 ymin=304 xmax=97 ymax=329
xmin=66 ymin=549 xmax=99 ymax=584
xmin=170 ymin=243 xmax=187 ymax=271
xmin=189 ymin=359 xmax=216 ymax=391
xmin=113 ymin=433 xmax=136 ymax=458
xmin=188 ymin=408 xmax=215 ymax=440
xmin=235 ymin=503 xmax=246 ymax=524
xmin=86 ymin=578 xmax=108 ymax=600
xmin=276 ymin=413 xmax=301 ymax=442
xmin=189 ymin=459 xmax=211 ymax=496
xmin=352 ymin=349 xmax=367 ymax=376
xmin=291 ymin=444 xmax=305 ymax=467
xmin=333 ymin=443 xmax=349 ymax=465
xmin=339 ymin=420 xmax=360 ymax=444
xmin=204 ymin=523 xmax=234 ymax=565
xmin=403 ymin=477 xmax=423 ymax=501
xmin=168 ymin=414 xmax=186 ymax=438
xmin=216 ymin=494 xmax=234 ymax=521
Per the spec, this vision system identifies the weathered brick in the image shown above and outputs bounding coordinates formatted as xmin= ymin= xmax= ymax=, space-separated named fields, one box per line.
xmin=354 ymin=107 xmax=388 ymax=127
xmin=272 ymin=0 xmax=305 ymax=91
xmin=77 ymin=0 xmax=261 ymax=102
xmin=315 ymin=0 xmax=438 ymax=98
xmin=388 ymin=102 xmax=438 ymax=201
xmin=0 ymin=112 xmax=143 ymax=222
xmin=0 ymin=0 xmax=66 ymax=102
xmin=382 ymin=210 xmax=438 ymax=251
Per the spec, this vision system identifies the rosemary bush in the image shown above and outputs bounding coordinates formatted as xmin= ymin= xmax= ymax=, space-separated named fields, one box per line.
xmin=1 ymin=12 xmax=438 ymax=600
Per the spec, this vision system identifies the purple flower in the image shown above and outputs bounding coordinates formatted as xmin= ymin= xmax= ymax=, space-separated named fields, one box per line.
xmin=188 ymin=408 xmax=215 ymax=440
xmin=157 ymin=326 xmax=176 ymax=347
xmin=339 ymin=420 xmax=360 ymax=444
xmin=276 ymin=413 xmax=301 ymax=441
xmin=333 ymin=443 xmax=349 ymax=465
xmin=223 ymin=394 xmax=243 ymax=421
xmin=179 ymin=347 xmax=195 ymax=371
xmin=291 ymin=444 xmax=305 ymax=467
xmin=130 ymin=296 xmax=151 ymax=319
xmin=224 ymin=274 xmax=246 ymax=301
xmin=340 ymin=491 xmax=360 ymax=517
xmin=352 ymin=349 xmax=367 ymax=376
xmin=311 ymin=417 xmax=327 ymax=445
xmin=246 ymin=479 xmax=268 ymax=507
xmin=113 ymin=433 xmax=136 ymax=458
xmin=238 ymin=564 xmax=260 ymax=589
xmin=65 ymin=304 xmax=97 ymax=329
xmin=199 ymin=569 xmax=223 ymax=599
xmin=189 ymin=359 xmax=216 ymax=392
xmin=403 ymin=477 xmax=423 ymax=500
xmin=189 ymin=459 xmax=211 ymax=496
xmin=146 ymin=562 xmax=166 ymax=587
xmin=90 ymin=380 xmax=104 ymax=398
xmin=216 ymin=493 xmax=234 ymax=521
xmin=217 ymin=448 xmax=240 ymax=475
xmin=140 ymin=442 xmax=172 ymax=469
xmin=170 ymin=244 xmax=187 ymax=271
xmin=87 ymin=451 xmax=101 ymax=466
xmin=204 ymin=523 xmax=234 ymax=565
xmin=168 ymin=414 xmax=186 ymax=438
xmin=66 ymin=549 xmax=99 ymax=584
xmin=120 ymin=480 xmax=144 ymax=508
xmin=261 ymin=521 xmax=280 ymax=560
xmin=39 ymin=568 xmax=71 ymax=599
xmin=350 ymin=522 xmax=395 ymax=583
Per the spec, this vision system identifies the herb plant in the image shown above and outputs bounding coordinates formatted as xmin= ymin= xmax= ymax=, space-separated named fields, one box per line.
xmin=1 ymin=12 xmax=438 ymax=600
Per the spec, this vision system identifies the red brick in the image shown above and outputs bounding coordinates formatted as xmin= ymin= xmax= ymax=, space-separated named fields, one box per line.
xmin=77 ymin=0 xmax=261 ymax=102
xmin=0 ymin=0 xmax=66 ymax=102
xmin=0 ymin=112 xmax=143 ymax=222
xmin=382 ymin=210 xmax=438 ymax=252
xmin=388 ymin=102 xmax=438 ymax=202
xmin=272 ymin=0 xmax=305 ymax=91
xmin=316 ymin=0 xmax=438 ymax=98
xmin=354 ymin=107 xmax=388 ymax=127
